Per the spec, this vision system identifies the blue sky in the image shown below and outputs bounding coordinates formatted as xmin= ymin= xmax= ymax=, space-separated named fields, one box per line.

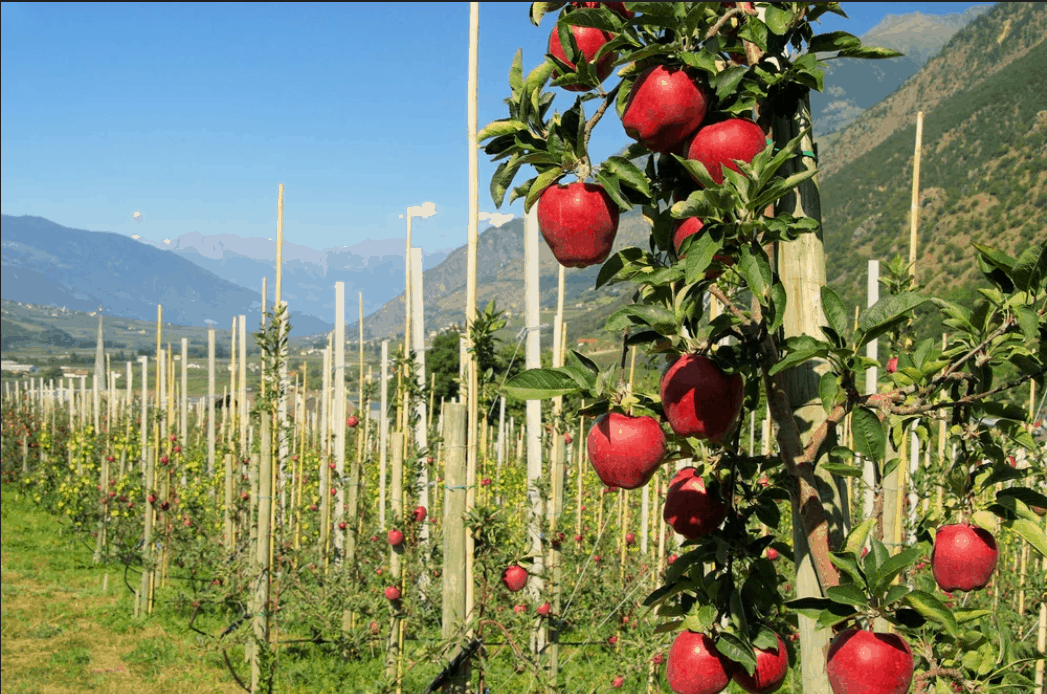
xmin=1 ymin=2 xmax=990 ymax=256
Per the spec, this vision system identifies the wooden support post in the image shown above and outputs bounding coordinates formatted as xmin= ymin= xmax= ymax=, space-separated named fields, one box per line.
xmin=441 ymin=403 xmax=469 ymax=693
xmin=334 ymin=283 xmax=346 ymax=562
xmin=386 ymin=433 xmax=406 ymax=689
xmin=380 ymin=339 xmax=390 ymax=529
xmin=772 ymin=92 xmax=847 ymax=694
xmin=524 ymin=202 xmax=546 ymax=657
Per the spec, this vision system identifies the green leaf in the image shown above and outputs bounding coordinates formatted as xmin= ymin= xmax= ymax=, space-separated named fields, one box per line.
xmin=845 ymin=518 xmax=877 ymax=556
xmin=833 ymin=45 xmax=904 ymax=59
xmin=816 ymin=604 xmax=859 ymax=630
xmin=1010 ymin=241 xmax=1047 ymax=293
xmin=767 ymin=346 xmax=830 ymax=377
xmin=716 ymin=633 xmax=757 ymax=676
xmin=973 ymin=242 xmax=1018 ymax=274
xmin=738 ymin=243 xmax=772 ymax=300
xmin=882 ymin=584 xmax=911 ymax=606
xmin=784 ymin=596 xmax=834 ymax=620
xmin=530 ymin=1 xmax=566 ymax=27
xmin=905 ymin=590 xmax=958 ymax=638
xmin=509 ymin=48 xmax=524 ymax=93
xmin=562 ymin=6 xmax=620 ymax=31
xmin=762 ymin=4 xmax=790 ymax=35
xmin=478 ymin=119 xmax=531 ymax=143
xmin=857 ymin=292 xmax=929 ymax=344
xmin=683 ymin=233 xmax=724 ymax=284
xmin=603 ymin=156 xmax=652 ymax=199
xmin=821 ymin=286 xmax=848 ymax=337
xmin=524 ymin=168 xmax=564 ymax=212
xmin=714 ymin=66 xmax=749 ymax=101
xmin=564 ymin=349 xmax=599 ymax=377
xmin=490 ymin=154 xmax=524 ymax=209
xmin=809 ymin=31 xmax=861 ymax=52
xmin=502 ymin=368 xmax=582 ymax=400
xmin=596 ymin=247 xmax=650 ymax=290
xmin=953 ymin=608 xmax=992 ymax=624
xmin=819 ymin=371 xmax=840 ymax=415
xmin=605 ymin=304 xmax=678 ymax=335
xmin=768 ymin=282 xmax=787 ymax=332
xmin=681 ymin=604 xmax=718 ymax=634
xmin=826 ymin=584 xmax=867 ymax=607
xmin=1001 ymin=516 xmax=1047 ymax=559
xmin=594 ymin=168 xmax=635 ymax=212
xmin=829 ymin=552 xmax=866 ymax=589
xmin=821 ymin=462 xmax=862 ymax=478
xmin=868 ymin=546 xmax=920 ymax=597
xmin=1015 ymin=306 xmax=1039 ymax=342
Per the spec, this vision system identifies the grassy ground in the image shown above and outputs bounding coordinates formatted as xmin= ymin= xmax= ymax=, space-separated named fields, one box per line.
xmin=0 ymin=486 xmax=243 ymax=694
xmin=0 ymin=482 xmax=798 ymax=694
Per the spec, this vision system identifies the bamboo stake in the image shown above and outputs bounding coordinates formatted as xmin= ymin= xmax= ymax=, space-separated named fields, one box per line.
xmin=908 ymin=112 xmax=924 ymax=280
xmin=240 ymin=315 xmax=248 ymax=466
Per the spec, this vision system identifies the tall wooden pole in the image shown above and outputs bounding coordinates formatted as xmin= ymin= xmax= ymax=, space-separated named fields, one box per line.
xmin=180 ymin=338 xmax=188 ymax=454
xmin=908 ymin=112 xmax=924 ymax=280
xmin=403 ymin=211 xmax=413 ymax=437
xmin=862 ymin=260 xmax=880 ymax=523
xmin=386 ymin=433 xmax=406 ymax=686
xmin=441 ymin=403 xmax=469 ymax=693
xmin=380 ymin=339 xmax=390 ymax=529
xmin=464 ymin=0 xmax=481 ymax=633
xmin=410 ymin=247 xmax=430 ymax=549
xmin=772 ymin=91 xmax=846 ymax=694
xmin=275 ymin=184 xmax=288 ymax=549
xmin=524 ymin=203 xmax=546 ymax=656
xmin=334 ymin=283 xmax=346 ymax=561
xmin=138 ymin=356 xmax=153 ymax=616
xmin=239 ymin=315 xmax=248 ymax=463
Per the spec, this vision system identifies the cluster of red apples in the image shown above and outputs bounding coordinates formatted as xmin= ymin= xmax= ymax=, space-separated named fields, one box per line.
xmin=537 ymin=2 xmax=765 ymax=269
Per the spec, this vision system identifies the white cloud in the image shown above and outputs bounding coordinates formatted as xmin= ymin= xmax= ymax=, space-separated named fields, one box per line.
xmin=480 ymin=211 xmax=514 ymax=227
xmin=399 ymin=201 xmax=438 ymax=219
xmin=163 ymin=238 xmax=171 ymax=244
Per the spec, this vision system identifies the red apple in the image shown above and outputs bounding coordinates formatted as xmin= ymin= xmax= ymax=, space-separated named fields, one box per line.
xmin=369 ymin=620 xmax=380 ymax=635
xmin=826 ymin=629 xmax=913 ymax=694
xmin=481 ymin=477 xmax=492 ymax=487
xmin=586 ymin=412 xmax=666 ymax=489
xmin=426 ymin=456 xmax=434 ymax=464
xmin=611 ymin=675 xmax=625 ymax=689
xmin=931 ymin=523 xmax=998 ymax=592
xmin=338 ymin=521 xmax=347 ymax=530
xmin=886 ymin=357 xmax=898 ymax=374
xmin=564 ymin=432 xmax=572 ymax=444
xmin=537 ymin=182 xmax=620 ymax=268
xmin=347 ymin=416 xmax=358 ymax=428
xmin=765 ymin=548 xmax=780 ymax=561
xmin=502 ymin=565 xmax=528 ymax=592
xmin=608 ymin=635 xmax=618 ymax=645
xmin=388 ymin=529 xmax=405 ymax=547
xmin=548 ymin=24 xmax=614 ymax=91
xmin=660 ymin=353 xmax=743 ymax=441
xmin=575 ymin=534 xmax=584 ymax=542
xmin=663 ymin=467 xmax=727 ymax=539
xmin=666 ymin=630 xmax=732 ymax=694
xmin=384 ymin=586 xmax=401 ymax=601
xmin=537 ymin=602 xmax=551 ymax=616
xmin=1007 ymin=455 xmax=1017 ymax=468
xmin=672 ymin=217 xmax=735 ymax=276
xmin=412 ymin=506 xmax=427 ymax=522
xmin=513 ymin=604 xmax=527 ymax=614
xmin=371 ymin=535 xmax=379 ymax=542
xmin=621 ymin=65 xmax=710 ymax=154
xmin=685 ymin=118 xmax=766 ymax=186
xmin=625 ymin=532 xmax=636 ymax=545
xmin=732 ymin=632 xmax=788 ymax=694
xmin=668 ymin=554 xmax=678 ymax=565
xmin=652 ymin=652 xmax=664 ymax=665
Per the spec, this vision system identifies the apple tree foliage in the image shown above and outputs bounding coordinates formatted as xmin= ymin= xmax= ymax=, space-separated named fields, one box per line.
xmin=482 ymin=1 xmax=1046 ymax=689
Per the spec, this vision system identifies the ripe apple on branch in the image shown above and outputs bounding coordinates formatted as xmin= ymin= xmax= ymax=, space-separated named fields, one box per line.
xmin=485 ymin=2 xmax=1046 ymax=691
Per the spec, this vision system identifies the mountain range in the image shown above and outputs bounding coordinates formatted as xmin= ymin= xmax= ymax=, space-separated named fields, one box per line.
xmin=2 ymin=3 xmax=1042 ymax=351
